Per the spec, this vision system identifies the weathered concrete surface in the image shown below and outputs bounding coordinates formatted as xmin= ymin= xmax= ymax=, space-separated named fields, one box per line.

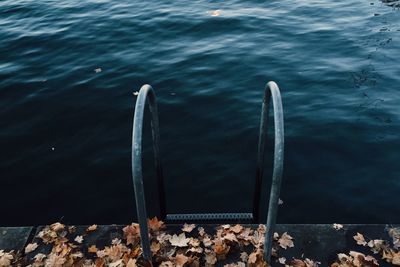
xmin=275 ymin=224 xmax=395 ymax=267
xmin=2 ymin=224 xmax=398 ymax=266
xmin=0 ymin=227 xmax=33 ymax=252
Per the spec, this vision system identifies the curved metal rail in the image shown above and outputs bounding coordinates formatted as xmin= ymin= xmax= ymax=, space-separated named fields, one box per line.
xmin=131 ymin=84 xmax=165 ymax=260
xmin=253 ymin=81 xmax=284 ymax=261
xmin=131 ymin=82 xmax=284 ymax=263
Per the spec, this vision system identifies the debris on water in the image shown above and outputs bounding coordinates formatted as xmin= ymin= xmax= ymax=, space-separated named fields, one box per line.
xmin=208 ymin=10 xmax=221 ymax=17
xmin=333 ymin=224 xmax=344 ymax=230
xmin=94 ymin=68 xmax=102 ymax=73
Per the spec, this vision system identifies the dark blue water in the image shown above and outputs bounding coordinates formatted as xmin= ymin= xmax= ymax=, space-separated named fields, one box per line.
xmin=1 ymin=0 xmax=399 ymax=226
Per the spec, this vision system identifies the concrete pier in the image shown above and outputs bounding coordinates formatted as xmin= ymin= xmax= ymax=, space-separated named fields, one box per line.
xmin=0 ymin=224 xmax=398 ymax=266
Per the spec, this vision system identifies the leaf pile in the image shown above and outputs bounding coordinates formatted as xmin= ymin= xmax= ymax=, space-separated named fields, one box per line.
xmin=331 ymin=228 xmax=400 ymax=267
xmin=11 ymin=219 xmax=297 ymax=267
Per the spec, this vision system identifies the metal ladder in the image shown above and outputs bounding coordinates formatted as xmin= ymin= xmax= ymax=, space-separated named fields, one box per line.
xmin=131 ymin=81 xmax=284 ymax=263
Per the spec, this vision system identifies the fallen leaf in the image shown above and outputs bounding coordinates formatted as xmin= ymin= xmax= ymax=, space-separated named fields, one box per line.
xmin=388 ymin=227 xmax=400 ymax=249
xmin=182 ymin=223 xmax=196 ymax=233
xmin=87 ymin=224 xmax=97 ymax=232
xmin=204 ymin=250 xmax=217 ymax=265
xmin=50 ymin=222 xmax=65 ymax=232
xmin=123 ymin=223 xmax=140 ymax=245
xmin=231 ymin=224 xmax=243 ymax=234
xmin=333 ymin=224 xmax=344 ymax=230
xmin=209 ymin=10 xmax=221 ymax=16
xmin=33 ymin=253 xmax=46 ymax=262
xmin=0 ymin=250 xmax=13 ymax=267
xmin=148 ymin=217 xmax=165 ymax=231
xmin=353 ymin=233 xmax=367 ymax=246
xmin=169 ymin=233 xmax=190 ymax=247
xmin=278 ymin=232 xmax=294 ymax=249
xmin=240 ymin=252 xmax=248 ymax=262
xmin=198 ymin=227 xmax=206 ymax=236
xmin=88 ymin=245 xmax=98 ymax=253
xmin=25 ymin=243 xmax=38 ymax=253
xmin=150 ymin=242 xmax=160 ymax=254
xmin=175 ymin=253 xmax=188 ymax=267
xmin=74 ymin=235 xmax=84 ymax=244
xmin=127 ymin=259 xmax=137 ymax=267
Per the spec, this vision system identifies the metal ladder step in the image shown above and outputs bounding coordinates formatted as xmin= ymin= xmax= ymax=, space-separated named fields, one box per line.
xmin=166 ymin=212 xmax=253 ymax=222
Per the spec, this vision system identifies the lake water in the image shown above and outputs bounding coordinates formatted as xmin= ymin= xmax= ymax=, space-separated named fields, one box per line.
xmin=1 ymin=0 xmax=399 ymax=226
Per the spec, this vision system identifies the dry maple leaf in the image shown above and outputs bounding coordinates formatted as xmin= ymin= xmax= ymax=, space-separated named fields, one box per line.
xmin=169 ymin=233 xmax=190 ymax=247
xmin=88 ymin=245 xmax=98 ymax=253
xmin=127 ymin=259 xmax=137 ymax=267
xmin=148 ymin=217 xmax=165 ymax=231
xmin=0 ymin=250 xmax=13 ymax=267
xmin=45 ymin=253 xmax=66 ymax=267
xmin=278 ymin=232 xmax=294 ymax=249
xmin=198 ymin=227 xmax=206 ymax=236
xmin=353 ymin=233 xmax=367 ymax=246
xmin=150 ymin=242 xmax=161 ymax=254
xmin=123 ymin=223 xmax=140 ymax=245
xmin=213 ymin=239 xmax=230 ymax=258
xmin=50 ymin=222 xmax=65 ymax=232
xmin=25 ymin=243 xmax=38 ymax=253
xmin=388 ymin=227 xmax=400 ymax=249
xmin=333 ymin=224 xmax=344 ymax=230
xmin=204 ymin=250 xmax=217 ymax=265
xmin=240 ymin=252 xmax=248 ymax=262
xmin=74 ymin=235 xmax=84 ymax=244
xmin=349 ymin=251 xmax=379 ymax=267
xmin=224 ymin=233 xmax=238 ymax=243
xmin=87 ymin=224 xmax=97 ymax=232
xmin=182 ymin=223 xmax=196 ymax=233
xmin=189 ymin=238 xmax=201 ymax=247
xmin=175 ymin=253 xmax=189 ymax=267
xmin=304 ymin=258 xmax=320 ymax=267
xmin=231 ymin=224 xmax=243 ymax=234
xmin=248 ymin=251 xmax=259 ymax=264
xmin=34 ymin=253 xmax=46 ymax=262
xmin=392 ymin=252 xmax=400 ymax=265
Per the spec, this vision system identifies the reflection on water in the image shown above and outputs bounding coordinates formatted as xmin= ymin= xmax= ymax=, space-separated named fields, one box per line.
xmin=0 ymin=0 xmax=399 ymax=226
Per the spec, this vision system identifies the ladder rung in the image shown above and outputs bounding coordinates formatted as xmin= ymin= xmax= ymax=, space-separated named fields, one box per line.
xmin=166 ymin=213 xmax=253 ymax=221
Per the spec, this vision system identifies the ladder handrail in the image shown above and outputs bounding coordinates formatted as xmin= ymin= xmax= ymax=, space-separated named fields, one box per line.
xmin=255 ymin=81 xmax=285 ymax=261
xmin=131 ymin=82 xmax=284 ymax=263
xmin=131 ymin=84 xmax=166 ymax=261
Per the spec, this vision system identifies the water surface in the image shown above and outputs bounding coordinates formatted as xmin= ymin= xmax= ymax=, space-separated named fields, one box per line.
xmin=0 ymin=0 xmax=399 ymax=225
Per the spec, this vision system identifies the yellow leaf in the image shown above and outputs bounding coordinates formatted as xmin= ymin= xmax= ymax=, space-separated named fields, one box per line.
xmin=88 ymin=245 xmax=98 ymax=253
